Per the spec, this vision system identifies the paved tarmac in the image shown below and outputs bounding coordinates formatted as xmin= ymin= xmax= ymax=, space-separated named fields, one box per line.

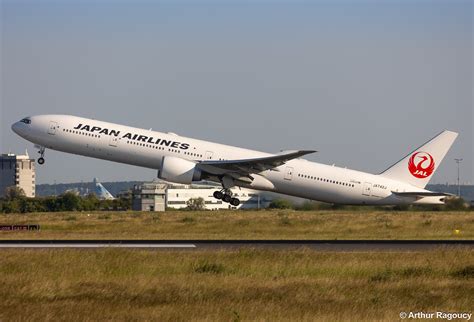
xmin=0 ymin=240 xmax=472 ymax=251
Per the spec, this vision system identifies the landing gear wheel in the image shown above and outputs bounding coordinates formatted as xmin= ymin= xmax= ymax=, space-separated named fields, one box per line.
xmin=37 ymin=146 xmax=46 ymax=165
xmin=222 ymin=194 xmax=232 ymax=203
xmin=213 ymin=191 xmax=223 ymax=200
xmin=230 ymin=198 xmax=240 ymax=207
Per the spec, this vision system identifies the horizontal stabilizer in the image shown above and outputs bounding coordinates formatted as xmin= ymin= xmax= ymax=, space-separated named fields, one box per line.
xmin=392 ymin=191 xmax=454 ymax=197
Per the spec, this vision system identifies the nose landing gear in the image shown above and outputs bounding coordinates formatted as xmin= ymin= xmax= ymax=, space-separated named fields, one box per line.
xmin=213 ymin=189 xmax=240 ymax=207
xmin=37 ymin=147 xmax=46 ymax=165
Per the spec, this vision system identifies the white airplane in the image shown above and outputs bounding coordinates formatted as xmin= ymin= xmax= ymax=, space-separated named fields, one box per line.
xmin=12 ymin=115 xmax=458 ymax=206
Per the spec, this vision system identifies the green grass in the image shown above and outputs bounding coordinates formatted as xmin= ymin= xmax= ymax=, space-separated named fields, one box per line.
xmin=0 ymin=248 xmax=472 ymax=321
xmin=0 ymin=210 xmax=472 ymax=240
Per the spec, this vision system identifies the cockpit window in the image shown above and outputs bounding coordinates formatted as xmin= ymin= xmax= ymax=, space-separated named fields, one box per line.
xmin=20 ymin=118 xmax=31 ymax=124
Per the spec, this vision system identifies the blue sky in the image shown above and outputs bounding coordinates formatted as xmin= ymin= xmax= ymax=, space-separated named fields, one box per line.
xmin=1 ymin=0 xmax=472 ymax=184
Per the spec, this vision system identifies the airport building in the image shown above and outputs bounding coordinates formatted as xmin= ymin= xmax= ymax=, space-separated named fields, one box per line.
xmin=0 ymin=153 xmax=36 ymax=198
xmin=132 ymin=182 xmax=167 ymax=212
xmin=166 ymin=183 xmax=272 ymax=210
xmin=131 ymin=180 xmax=273 ymax=211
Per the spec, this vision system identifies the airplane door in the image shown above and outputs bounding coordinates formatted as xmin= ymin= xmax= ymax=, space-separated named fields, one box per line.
xmin=284 ymin=167 xmax=294 ymax=181
xmin=109 ymin=136 xmax=119 ymax=147
xmin=205 ymin=151 xmax=213 ymax=160
xmin=48 ymin=121 xmax=58 ymax=135
xmin=362 ymin=182 xmax=372 ymax=196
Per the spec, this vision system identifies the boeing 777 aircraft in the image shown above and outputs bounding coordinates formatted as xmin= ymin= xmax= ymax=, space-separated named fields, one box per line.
xmin=12 ymin=115 xmax=458 ymax=206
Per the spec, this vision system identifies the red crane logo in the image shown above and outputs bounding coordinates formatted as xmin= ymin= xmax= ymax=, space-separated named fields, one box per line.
xmin=408 ymin=152 xmax=435 ymax=178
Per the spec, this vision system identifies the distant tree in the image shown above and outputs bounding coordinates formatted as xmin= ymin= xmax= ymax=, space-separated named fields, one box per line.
xmin=112 ymin=197 xmax=132 ymax=211
xmin=58 ymin=192 xmax=81 ymax=211
xmin=392 ymin=204 xmax=411 ymax=211
xmin=269 ymin=199 xmax=293 ymax=209
xmin=0 ymin=200 xmax=20 ymax=213
xmin=186 ymin=197 xmax=205 ymax=211
xmin=19 ymin=198 xmax=34 ymax=213
xmin=295 ymin=201 xmax=323 ymax=211
xmin=4 ymin=186 xmax=26 ymax=201
xmin=445 ymin=197 xmax=467 ymax=211
xmin=82 ymin=194 xmax=100 ymax=211
xmin=42 ymin=197 xmax=58 ymax=212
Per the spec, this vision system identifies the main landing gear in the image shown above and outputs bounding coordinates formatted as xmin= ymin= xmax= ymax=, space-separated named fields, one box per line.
xmin=213 ymin=190 xmax=240 ymax=207
xmin=37 ymin=147 xmax=46 ymax=165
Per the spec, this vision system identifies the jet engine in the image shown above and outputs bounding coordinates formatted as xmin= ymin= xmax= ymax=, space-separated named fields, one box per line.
xmin=158 ymin=156 xmax=202 ymax=184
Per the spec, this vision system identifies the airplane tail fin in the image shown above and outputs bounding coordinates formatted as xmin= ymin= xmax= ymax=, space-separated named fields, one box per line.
xmin=379 ymin=130 xmax=458 ymax=189
xmin=94 ymin=178 xmax=115 ymax=200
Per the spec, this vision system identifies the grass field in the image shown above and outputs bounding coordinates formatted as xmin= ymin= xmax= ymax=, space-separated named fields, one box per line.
xmin=0 ymin=210 xmax=472 ymax=240
xmin=0 ymin=248 xmax=472 ymax=321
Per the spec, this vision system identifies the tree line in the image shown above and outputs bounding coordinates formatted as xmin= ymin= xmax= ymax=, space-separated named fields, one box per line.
xmin=0 ymin=187 xmax=131 ymax=213
xmin=1 ymin=186 xmax=470 ymax=213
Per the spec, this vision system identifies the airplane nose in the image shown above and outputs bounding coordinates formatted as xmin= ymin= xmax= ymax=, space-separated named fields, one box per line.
xmin=11 ymin=122 xmax=20 ymax=134
xmin=11 ymin=121 xmax=28 ymax=138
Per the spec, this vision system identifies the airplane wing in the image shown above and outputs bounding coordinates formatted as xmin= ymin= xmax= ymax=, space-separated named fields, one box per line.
xmin=197 ymin=150 xmax=316 ymax=178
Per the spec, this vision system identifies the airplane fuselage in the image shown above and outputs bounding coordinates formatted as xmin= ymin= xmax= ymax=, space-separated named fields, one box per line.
xmin=12 ymin=115 xmax=446 ymax=205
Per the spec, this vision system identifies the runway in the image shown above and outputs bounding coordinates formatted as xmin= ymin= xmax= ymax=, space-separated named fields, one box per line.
xmin=0 ymin=240 xmax=472 ymax=251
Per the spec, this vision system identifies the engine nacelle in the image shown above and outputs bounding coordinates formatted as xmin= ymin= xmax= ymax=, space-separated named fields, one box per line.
xmin=158 ymin=156 xmax=202 ymax=184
